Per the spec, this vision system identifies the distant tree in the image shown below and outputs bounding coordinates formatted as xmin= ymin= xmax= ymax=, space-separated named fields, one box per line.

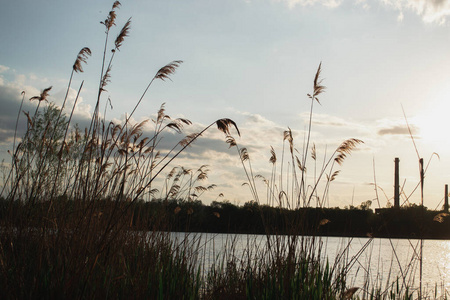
xmin=359 ymin=200 xmax=372 ymax=211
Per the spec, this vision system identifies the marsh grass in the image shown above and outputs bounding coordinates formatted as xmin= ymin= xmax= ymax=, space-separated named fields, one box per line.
xmin=0 ymin=1 xmax=447 ymax=299
xmin=0 ymin=2 xmax=235 ymax=299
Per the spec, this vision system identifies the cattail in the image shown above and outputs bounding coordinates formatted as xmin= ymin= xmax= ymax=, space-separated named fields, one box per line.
xmin=30 ymin=86 xmax=52 ymax=102
xmin=114 ymin=18 xmax=131 ymax=50
xmin=73 ymin=47 xmax=92 ymax=73
xmin=155 ymin=60 xmax=183 ymax=81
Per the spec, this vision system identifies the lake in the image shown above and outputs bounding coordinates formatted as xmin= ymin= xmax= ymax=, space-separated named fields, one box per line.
xmin=170 ymin=232 xmax=450 ymax=298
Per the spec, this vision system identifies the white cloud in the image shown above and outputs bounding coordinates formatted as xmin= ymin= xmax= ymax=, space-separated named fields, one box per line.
xmin=324 ymin=0 xmax=343 ymax=8
xmin=272 ymin=0 xmax=450 ymax=23
xmin=0 ymin=65 xmax=9 ymax=73
xmin=383 ymin=0 xmax=450 ymax=24
xmin=53 ymin=88 xmax=92 ymax=119
xmin=275 ymin=0 xmax=343 ymax=8
xmin=355 ymin=0 xmax=370 ymax=10
xmin=15 ymin=74 xmax=26 ymax=86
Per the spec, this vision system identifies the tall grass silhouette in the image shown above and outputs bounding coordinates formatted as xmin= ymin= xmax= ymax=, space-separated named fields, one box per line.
xmin=0 ymin=1 xmax=447 ymax=299
xmin=0 ymin=2 xmax=238 ymax=298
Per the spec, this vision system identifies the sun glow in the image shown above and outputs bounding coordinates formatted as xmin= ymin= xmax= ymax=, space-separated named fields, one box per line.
xmin=414 ymin=92 xmax=450 ymax=151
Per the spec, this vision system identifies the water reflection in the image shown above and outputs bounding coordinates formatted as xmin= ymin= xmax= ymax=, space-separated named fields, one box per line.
xmin=169 ymin=232 xmax=450 ymax=297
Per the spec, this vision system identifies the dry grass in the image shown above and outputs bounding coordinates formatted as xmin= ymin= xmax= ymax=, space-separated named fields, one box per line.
xmin=0 ymin=1 xmax=446 ymax=299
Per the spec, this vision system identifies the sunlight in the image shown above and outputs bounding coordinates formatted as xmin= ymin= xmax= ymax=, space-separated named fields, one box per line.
xmin=414 ymin=90 xmax=450 ymax=150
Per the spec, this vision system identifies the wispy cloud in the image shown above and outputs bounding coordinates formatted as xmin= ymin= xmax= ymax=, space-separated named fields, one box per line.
xmin=376 ymin=118 xmax=419 ymax=137
xmin=0 ymin=65 xmax=10 ymax=73
xmin=377 ymin=124 xmax=418 ymax=136
xmin=382 ymin=0 xmax=450 ymax=24
xmin=273 ymin=0 xmax=450 ymax=23
xmin=274 ymin=0 xmax=343 ymax=9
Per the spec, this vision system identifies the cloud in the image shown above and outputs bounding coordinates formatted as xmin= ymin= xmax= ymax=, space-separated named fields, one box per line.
xmin=355 ymin=0 xmax=370 ymax=10
xmin=274 ymin=0 xmax=343 ymax=9
xmin=397 ymin=10 xmax=404 ymax=21
xmin=383 ymin=0 xmax=450 ymax=24
xmin=377 ymin=124 xmax=417 ymax=136
xmin=303 ymin=113 xmax=348 ymax=127
xmin=0 ymin=65 xmax=10 ymax=73
xmin=0 ymin=129 xmax=15 ymax=145
xmin=273 ymin=0 xmax=450 ymax=23
xmin=376 ymin=118 xmax=419 ymax=136
xmin=0 ymin=68 xmax=95 ymax=146
xmin=0 ymin=84 xmax=34 ymax=145
xmin=53 ymin=88 xmax=92 ymax=120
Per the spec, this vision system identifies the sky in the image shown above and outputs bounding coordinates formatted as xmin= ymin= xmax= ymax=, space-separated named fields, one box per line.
xmin=2 ymin=0 xmax=450 ymax=209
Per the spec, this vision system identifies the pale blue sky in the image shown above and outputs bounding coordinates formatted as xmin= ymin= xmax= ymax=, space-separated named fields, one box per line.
xmin=2 ymin=0 xmax=450 ymax=208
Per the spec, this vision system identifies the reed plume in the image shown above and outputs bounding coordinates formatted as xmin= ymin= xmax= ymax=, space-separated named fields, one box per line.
xmin=308 ymin=62 xmax=326 ymax=104
xmin=112 ymin=1 xmax=121 ymax=9
xmin=29 ymin=86 xmax=52 ymax=102
xmin=73 ymin=47 xmax=92 ymax=73
xmin=114 ymin=18 xmax=131 ymax=50
xmin=155 ymin=60 xmax=183 ymax=81
xmin=216 ymin=118 xmax=240 ymax=136
xmin=334 ymin=138 xmax=364 ymax=166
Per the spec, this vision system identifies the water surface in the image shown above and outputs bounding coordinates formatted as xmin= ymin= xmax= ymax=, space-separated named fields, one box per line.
xmin=170 ymin=232 xmax=450 ymax=297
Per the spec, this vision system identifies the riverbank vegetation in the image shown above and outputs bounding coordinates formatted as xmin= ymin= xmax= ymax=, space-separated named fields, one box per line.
xmin=2 ymin=197 xmax=449 ymax=239
xmin=0 ymin=2 xmax=445 ymax=299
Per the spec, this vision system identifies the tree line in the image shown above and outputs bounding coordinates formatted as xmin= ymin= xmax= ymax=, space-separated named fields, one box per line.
xmin=3 ymin=197 xmax=449 ymax=239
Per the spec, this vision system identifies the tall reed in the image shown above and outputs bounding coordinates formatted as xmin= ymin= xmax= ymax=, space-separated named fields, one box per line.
xmin=0 ymin=2 xmax=445 ymax=299
xmin=0 ymin=2 xmax=237 ymax=299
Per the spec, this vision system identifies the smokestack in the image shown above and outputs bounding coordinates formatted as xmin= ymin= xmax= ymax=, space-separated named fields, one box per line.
xmin=445 ymin=184 xmax=449 ymax=212
xmin=394 ymin=158 xmax=400 ymax=208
